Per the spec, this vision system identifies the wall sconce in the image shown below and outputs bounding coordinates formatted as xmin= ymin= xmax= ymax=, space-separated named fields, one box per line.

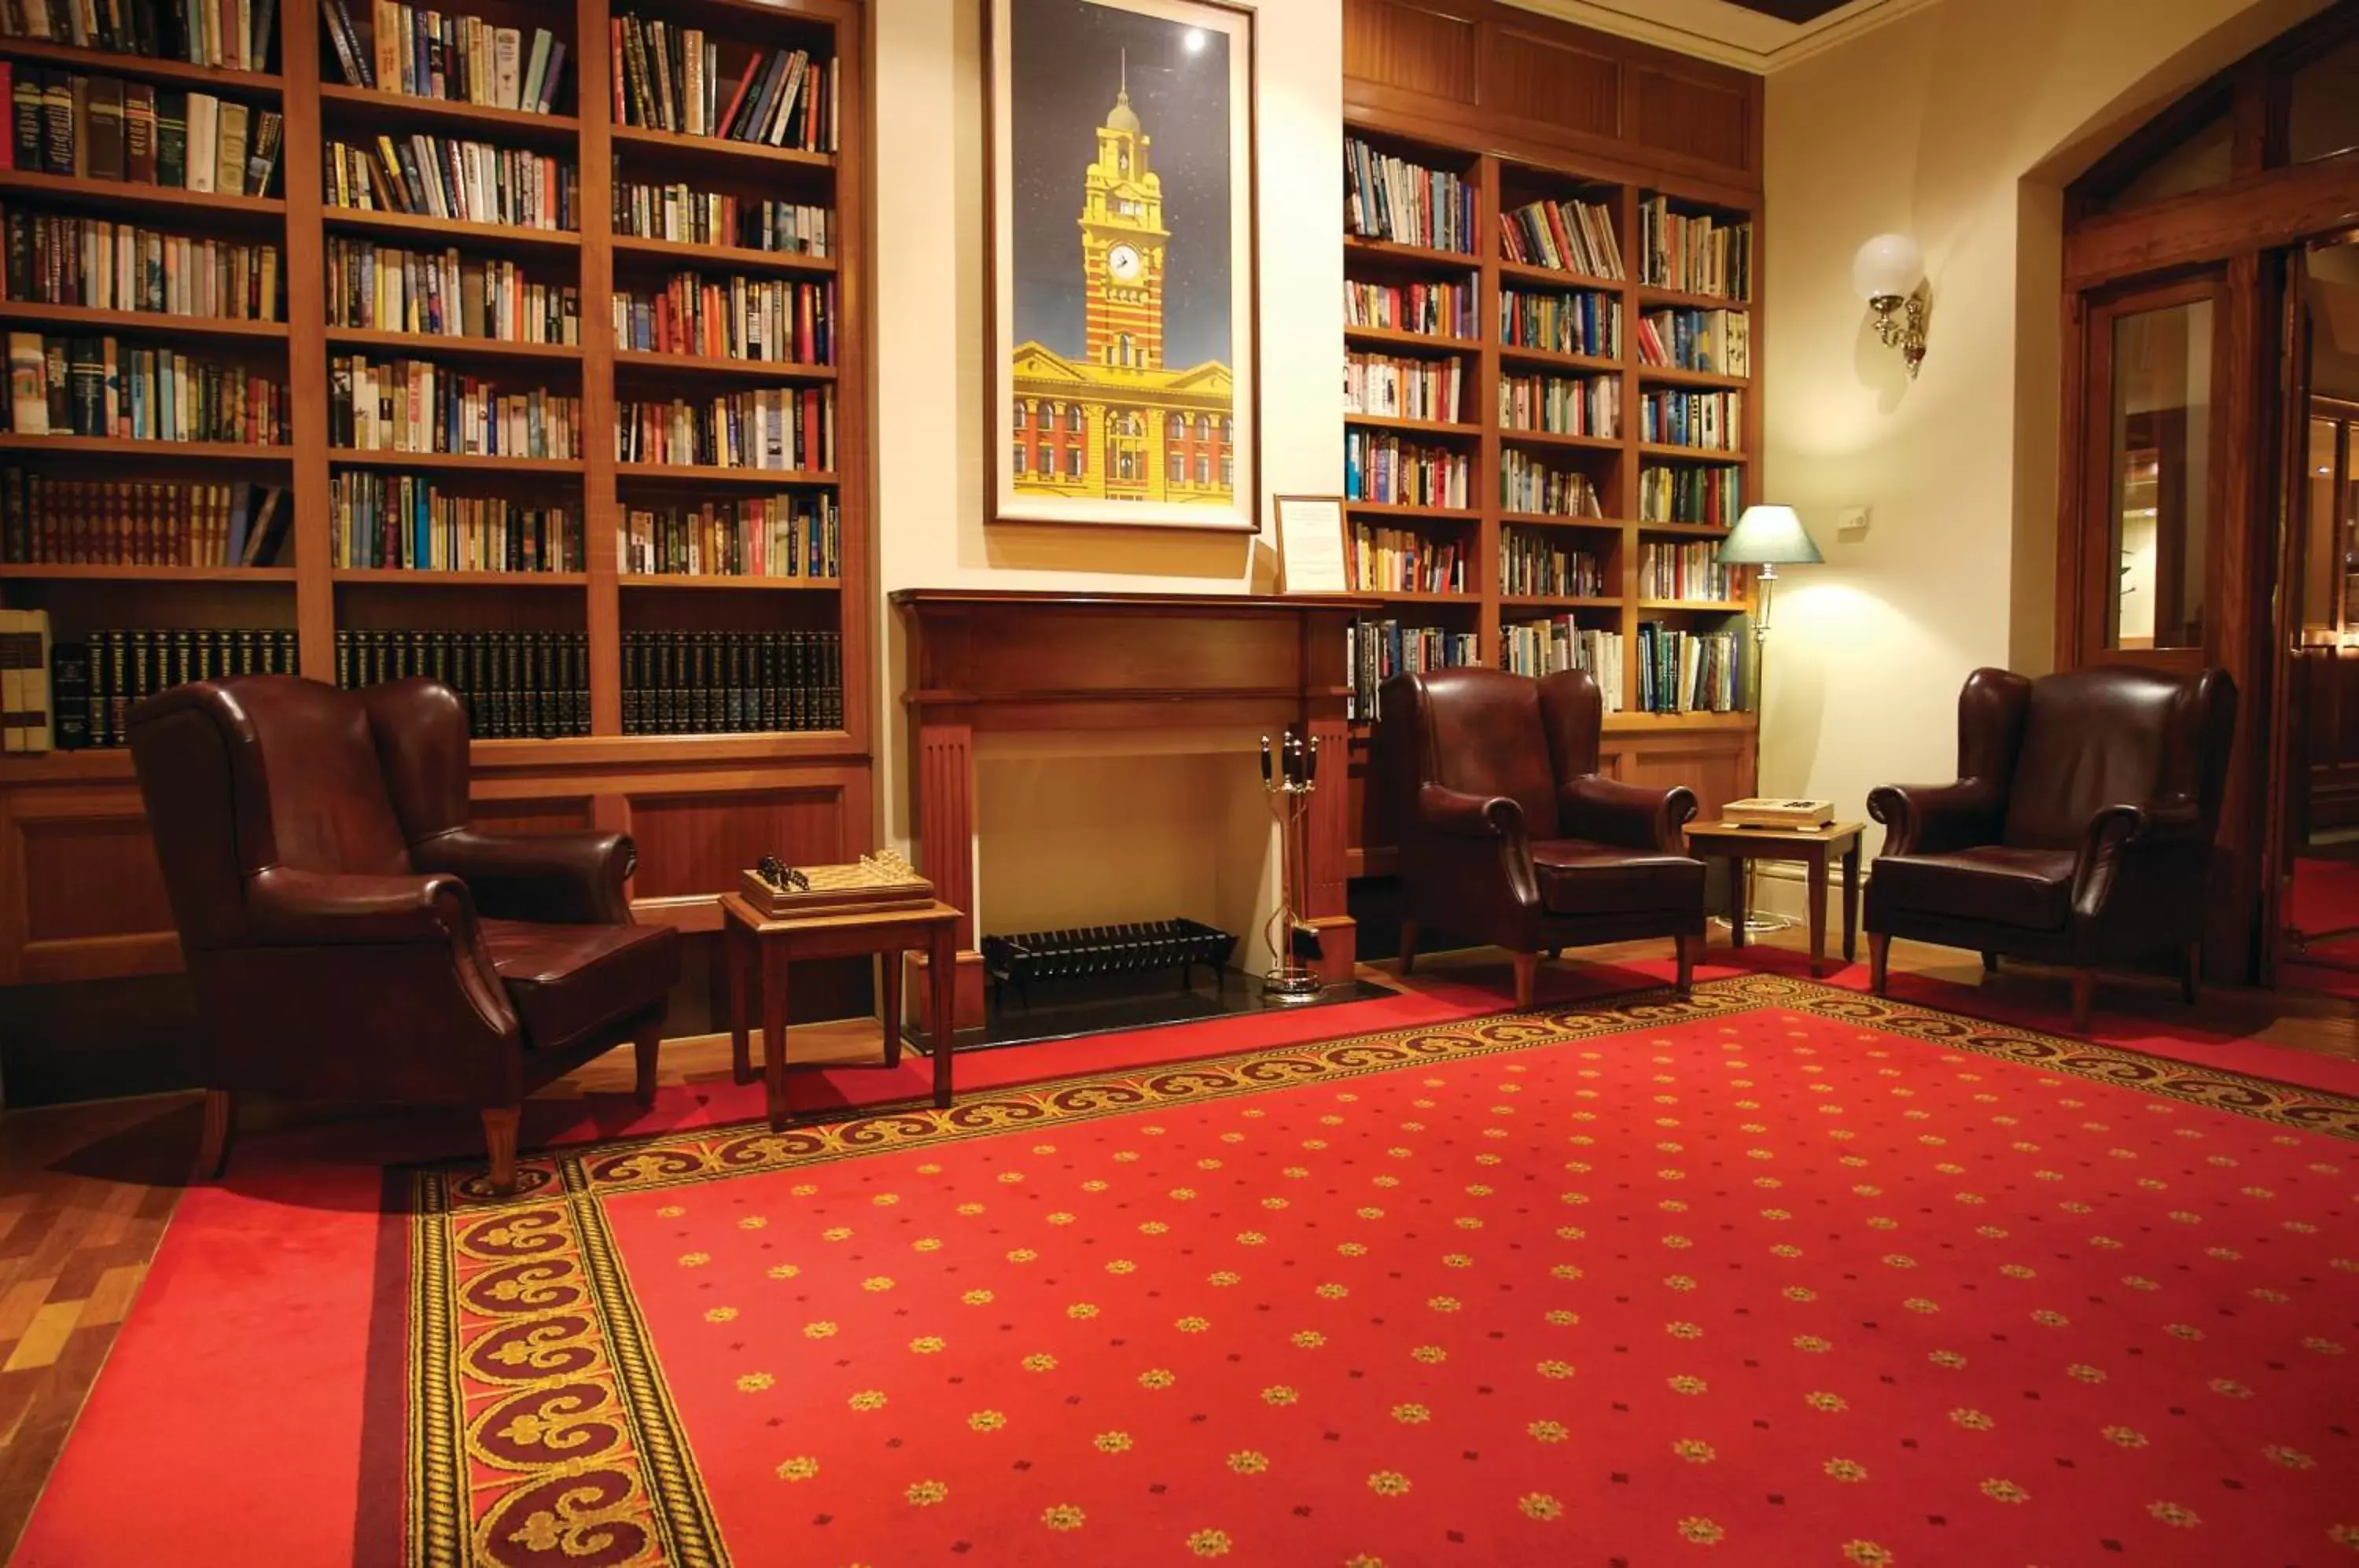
xmin=1852 ymin=233 xmax=1928 ymax=377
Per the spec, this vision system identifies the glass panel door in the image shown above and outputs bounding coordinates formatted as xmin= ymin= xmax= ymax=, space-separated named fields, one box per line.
xmin=2103 ymin=295 xmax=2217 ymax=650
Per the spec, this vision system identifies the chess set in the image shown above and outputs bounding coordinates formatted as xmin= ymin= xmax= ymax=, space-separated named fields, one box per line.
xmin=1717 ymin=797 xmax=1836 ymax=830
xmin=740 ymin=849 xmax=935 ymax=918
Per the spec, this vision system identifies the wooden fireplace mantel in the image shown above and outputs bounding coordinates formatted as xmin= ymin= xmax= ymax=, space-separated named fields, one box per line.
xmin=889 ymin=589 xmax=1376 ymax=1019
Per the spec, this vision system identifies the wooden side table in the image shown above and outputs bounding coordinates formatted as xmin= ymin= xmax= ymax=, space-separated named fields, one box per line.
xmin=1683 ymin=820 xmax=1866 ymax=977
xmin=720 ymin=894 xmax=965 ymax=1130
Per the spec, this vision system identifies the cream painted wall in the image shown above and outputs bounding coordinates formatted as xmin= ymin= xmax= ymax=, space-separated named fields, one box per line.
xmin=867 ymin=0 xmax=1342 ymax=937
xmin=1754 ymin=0 xmax=2329 ymax=910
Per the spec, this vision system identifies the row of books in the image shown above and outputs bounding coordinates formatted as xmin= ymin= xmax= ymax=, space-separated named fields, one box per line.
xmin=1639 ymin=462 xmax=1742 ymax=527
xmin=0 ymin=606 xmax=50 ymax=749
xmin=322 ymin=135 xmax=577 ymax=232
xmin=1501 ymin=286 xmax=1620 ymax=360
xmin=611 ymin=17 xmax=837 ymax=153
xmin=613 ymin=388 xmax=834 ymax=473
xmin=60 ymin=625 xmax=306 ymax=752
xmin=337 ymin=628 xmax=588 ymax=738
xmin=0 ymin=473 xmax=285 ymax=564
xmin=0 ymin=0 xmax=275 ymax=73
xmin=1639 ymin=197 xmax=1751 ymax=302
xmin=6 ymin=71 xmax=281 ymax=195
xmin=1636 ymin=307 xmax=1750 ymax=378
xmin=1499 ymin=370 xmax=1617 ymax=439
xmin=1500 ymin=617 xmax=1621 ymax=709
xmin=1346 ymin=519 xmax=1465 ymax=596
xmin=1500 ymin=195 xmax=1623 ymax=279
xmin=611 ymin=274 xmax=834 ymax=365
xmin=1640 ymin=388 xmax=1743 ymax=451
xmin=328 ymin=355 xmax=581 ymax=458
xmin=2 ymin=212 xmax=280 ymax=320
xmin=322 ymin=2 xmax=568 ymax=114
xmin=325 ymin=240 xmax=581 ymax=344
xmin=1501 ymin=450 xmax=1602 ymax=518
xmin=1345 ymin=617 xmax=1478 ymax=721
xmin=1636 ymin=620 xmax=1749 ymax=713
xmin=1343 ymin=138 xmax=1474 ymax=255
xmin=1343 ymin=350 xmax=1464 ymax=425
xmin=329 ymin=471 xmax=578 ymax=572
xmin=5 ymin=332 xmax=288 ymax=442
xmin=613 ymin=180 xmax=831 ymax=258
xmin=1639 ymin=541 xmax=1744 ymax=603
xmin=1500 ymin=529 xmax=1603 ymax=598
xmin=617 ymin=493 xmax=841 ymax=580
xmin=620 ymin=628 xmax=842 ymax=734
xmin=1344 ymin=431 xmax=1467 ymax=510
xmin=1345 ymin=276 xmax=1474 ymax=341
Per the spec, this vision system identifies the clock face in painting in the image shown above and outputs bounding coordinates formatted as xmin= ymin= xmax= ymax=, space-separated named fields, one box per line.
xmin=1106 ymin=244 xmax=1142 ymax=282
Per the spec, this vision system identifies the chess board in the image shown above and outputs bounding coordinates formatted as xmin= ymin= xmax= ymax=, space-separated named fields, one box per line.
xmin=738 ymin=851 xmax=937 ymax=918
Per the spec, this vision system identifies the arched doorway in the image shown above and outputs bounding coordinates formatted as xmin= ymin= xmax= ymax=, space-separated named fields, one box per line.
xmin=2055 ymin=0 xmax=2359 ymax=988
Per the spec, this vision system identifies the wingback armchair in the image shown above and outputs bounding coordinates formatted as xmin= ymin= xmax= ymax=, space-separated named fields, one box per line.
xmin=1375 ymin=666 xmax=1706 ymax=1007
xmin=1865 ymin=664 xmax=2236 ymax=1031
xmin=129 ymin=675 xmax=681 ymax=1191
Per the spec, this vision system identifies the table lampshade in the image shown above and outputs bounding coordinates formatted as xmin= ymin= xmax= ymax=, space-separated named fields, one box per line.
xmin=1717 ymin=505 xmax=1824 ymax=566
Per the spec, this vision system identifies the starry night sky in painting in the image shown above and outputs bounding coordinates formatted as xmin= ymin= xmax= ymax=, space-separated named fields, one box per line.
xmin=1009 ymin=0 xmax=1233 ymax=371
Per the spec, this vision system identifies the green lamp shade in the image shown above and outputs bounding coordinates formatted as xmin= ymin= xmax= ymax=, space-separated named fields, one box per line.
xmin=1717 ymin=505 xmax=1824 ymax=565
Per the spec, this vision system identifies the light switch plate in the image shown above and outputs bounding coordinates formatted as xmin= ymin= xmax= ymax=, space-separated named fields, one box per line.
xmin=1836 ymin=506 xmax=1871 ymax=538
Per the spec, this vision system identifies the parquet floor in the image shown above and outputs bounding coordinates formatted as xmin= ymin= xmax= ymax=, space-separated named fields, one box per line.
xmin=2 ymin=932 xmax=2354 ymax=1563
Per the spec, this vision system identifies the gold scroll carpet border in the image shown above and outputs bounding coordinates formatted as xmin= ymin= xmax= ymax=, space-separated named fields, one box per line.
xmin=403 ymin=972 xmax=2359 ymax=1567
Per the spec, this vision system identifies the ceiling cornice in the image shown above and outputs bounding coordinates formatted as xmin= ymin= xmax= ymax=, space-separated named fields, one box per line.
xmin=1499 ymin=0 xmax=1944 ymax=74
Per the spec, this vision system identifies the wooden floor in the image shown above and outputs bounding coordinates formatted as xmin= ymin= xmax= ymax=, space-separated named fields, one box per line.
xmin=1 ymin=931 xmax=2354 ymax=1562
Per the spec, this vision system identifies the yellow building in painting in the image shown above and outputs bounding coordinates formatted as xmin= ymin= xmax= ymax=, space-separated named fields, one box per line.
xmin=1010 ymin=67 xmax=1235 ymax=506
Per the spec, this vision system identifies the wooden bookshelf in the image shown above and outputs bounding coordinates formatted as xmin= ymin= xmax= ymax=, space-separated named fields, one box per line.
xmin=1340 ymin=0 xmax=1764 ymax=868
xmin=0 ymin=0 xmax=874 ymax=988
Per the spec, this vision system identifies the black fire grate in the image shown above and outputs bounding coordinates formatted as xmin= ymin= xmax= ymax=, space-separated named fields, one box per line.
xmin=981 ymin=918 xmax=1238 ymax=1010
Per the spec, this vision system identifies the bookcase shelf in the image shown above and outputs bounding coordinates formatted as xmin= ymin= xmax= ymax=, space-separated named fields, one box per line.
xmin=0 ymin=303 xmax=290 ymax=340
xmin=1344 ymin=501 xmax=1478 ymax=522
xmin=1343 ymin=412 xmax=1477 ymax=437
xmin=0 ymin=0 xmax=878 ymax=991
xmin=1496 ymin=259 xmax=1621 ymax=289
xmin=1500 ymin=427 xmax=1621 ymax=453
xmin=1639 ymin=598 xmax=1747 ymax=612
xmin=1639 ymin=443 xmax=1746 ymax=462
xmin=1343 ymin=324 xmax=1473 ymax=352
xmin=1638 ymin=364 xmax=1747 ymax=389
xmin=0 ymin=38 xmax=284 ymax=95
xmin=1343 ymin=235 xmax=1475 ymax=269
xmin=1638 ymin=284 xmax=1753 ymax=311
xmin=1496 ymin=342 xmax=1619 ymax=374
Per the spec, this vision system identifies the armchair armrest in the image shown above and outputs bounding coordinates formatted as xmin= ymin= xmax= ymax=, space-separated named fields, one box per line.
xmin=1415 ymin=784 xmax=1527 ymax=843
xmin=410 ymin=826 xmax=636 ymax=925
xmin=1559 ymin=775 xmax=1697 ymax=854
xmin=2071 ymin=796 xmax=2210 ymax=930
xmin=2083 ymin=797 xmax=2202 ymax=854
xmin=245 ymin=867 xmax=478 ymax=947
xmin=1867 ymin=779 xmax=2003 ymax=857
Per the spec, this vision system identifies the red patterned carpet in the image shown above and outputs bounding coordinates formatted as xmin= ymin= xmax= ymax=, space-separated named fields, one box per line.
xmin=385 ymin=974 xmax=2359 ymax=1567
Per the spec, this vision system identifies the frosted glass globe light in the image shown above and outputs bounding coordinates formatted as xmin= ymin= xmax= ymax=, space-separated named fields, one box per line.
xmin=1852 ymin=234 xmax=1923 ymax=303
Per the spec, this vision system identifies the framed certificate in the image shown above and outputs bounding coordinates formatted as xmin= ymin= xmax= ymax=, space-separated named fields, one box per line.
xmin=1274 ymin=495 xmax=1349 ymax=594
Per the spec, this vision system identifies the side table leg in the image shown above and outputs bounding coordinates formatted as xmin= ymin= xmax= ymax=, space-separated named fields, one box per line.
xmin=761 ymin=939 xmax=791 ymax=1132
xmin=1728 ymin=856 xmax=1748 ymax=948
xmin=929 ymin=920 xmax=956 ymax=1109
xmin=727 ymin=918 xmax=752 ymax=1086
xmin=881 ymin=949 xmax=903 ymax=1069
xmin=1842 ymin=838 xmax=1861 ymax=963
xmin=1807 ymin=853 xmax=1829 ymax=977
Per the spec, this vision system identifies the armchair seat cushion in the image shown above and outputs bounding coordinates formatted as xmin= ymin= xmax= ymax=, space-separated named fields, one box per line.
xmin=1873 ymin=846 xmax=2077 ymax=931
xmin=1531 ymin=838 xmax=1705 ymax=917
xmin=482 ymin=918 xmax=680 ymax=1051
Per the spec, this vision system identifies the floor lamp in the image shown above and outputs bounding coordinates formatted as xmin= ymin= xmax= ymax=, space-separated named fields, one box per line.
xmin=1715 ymin=504 xmax=1825 ymax=934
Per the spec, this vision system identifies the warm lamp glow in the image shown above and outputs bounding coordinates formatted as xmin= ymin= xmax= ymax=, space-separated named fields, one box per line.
xmin=1851 ymin=233 xmax=1924 ymax=304
xmin=1717 ymin=505 xmax=1824 ymax=566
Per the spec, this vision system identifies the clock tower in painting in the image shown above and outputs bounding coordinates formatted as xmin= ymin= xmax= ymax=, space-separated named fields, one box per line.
xmin=1079 ymin=54 xmax=1168 ymax=372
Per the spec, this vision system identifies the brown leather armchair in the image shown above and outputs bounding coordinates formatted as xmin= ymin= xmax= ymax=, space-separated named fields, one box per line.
xmin=1865 ymin=664 xmax=2236 ymax=1031
xmin=128 ymin=675 xmax=681 ymax=1191
xmin=1375 ymin=666 xmax=1706 ymax=1007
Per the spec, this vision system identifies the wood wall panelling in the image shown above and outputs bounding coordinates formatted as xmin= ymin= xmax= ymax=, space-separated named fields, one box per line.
xmin=1343 ymin=0 xmax=1480 ymax=106
xmin=1489 ymin=28 xmax=1620 ymax=142
xmin=624 ymin=786 xmax=855 ymax=903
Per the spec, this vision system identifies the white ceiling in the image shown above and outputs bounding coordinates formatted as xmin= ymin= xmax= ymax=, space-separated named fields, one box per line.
xmin=1501 ymin=0 xmax=1941 ymax=74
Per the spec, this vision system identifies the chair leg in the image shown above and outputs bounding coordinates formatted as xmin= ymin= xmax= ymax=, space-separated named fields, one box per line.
xmin=195 ymin=1088 xmax=234 ymax=1181
xmin=2182 ymin=941 xmax=2201 ymax=1005
xmin=632 ymin=1014 xmax=662 ymax=1106
xmin=2070 ymin=969 xmax=2095 ymax=1034
xmin=1547 ymin=945 xmax=1562 ymax=962
xmin=1398 ymin=918 xmax=1419 ymax=976
xmin=1511 ymin=951 xmax=1538 ymax=1009
xmin=1981 ymin=950 xmax=1998 ymax=974
xmin=1868 ymin=933 xmax=1891 ymax=996
xmin=482 ymin=1106 xmax=521 ymax=1195
xmin=1673 ymin=933 xmax=1695 ymax=997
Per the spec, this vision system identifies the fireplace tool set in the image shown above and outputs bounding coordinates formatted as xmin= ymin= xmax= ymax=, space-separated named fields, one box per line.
xmin=1260 ymin=728 xmax=1323 ymax=1003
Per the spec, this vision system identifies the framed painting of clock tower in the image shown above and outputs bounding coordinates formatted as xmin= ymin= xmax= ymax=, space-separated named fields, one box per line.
xmin=988 ymin=0 xmax=1258 ymax=532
